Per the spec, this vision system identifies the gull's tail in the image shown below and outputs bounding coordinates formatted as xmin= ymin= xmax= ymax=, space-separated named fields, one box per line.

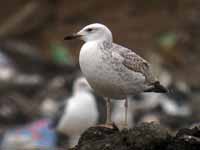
xmin=144 ymin=81 xmax=168 ymax=93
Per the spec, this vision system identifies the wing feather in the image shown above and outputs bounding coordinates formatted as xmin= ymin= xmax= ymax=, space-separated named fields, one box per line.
xmin=111 ymin=44 xmax=156 ymax=84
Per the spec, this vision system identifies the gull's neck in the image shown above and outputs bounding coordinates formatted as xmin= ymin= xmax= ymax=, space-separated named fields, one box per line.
xmin=73 ymin=87 xmax=91 ymax=96
xmin=81 ymin=35 xmax=113 ymax=53
xmin=86 ymin=38 xmax=113 ymax=49
xmin=99 ymin=33 xmax=113 ymax=44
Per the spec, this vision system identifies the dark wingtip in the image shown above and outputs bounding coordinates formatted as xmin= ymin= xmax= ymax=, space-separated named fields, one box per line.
xmin=154 ymin=81 xmax=168 ymax=93
xmin=144 ymin=81 xmax=168 ymax=93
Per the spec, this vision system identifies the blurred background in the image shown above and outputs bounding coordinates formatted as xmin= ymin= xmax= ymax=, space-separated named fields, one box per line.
xmin=0 ymin=0 xmax=200 ymax=149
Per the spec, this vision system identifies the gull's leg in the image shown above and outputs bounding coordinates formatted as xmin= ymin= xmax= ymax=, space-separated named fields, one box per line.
xmin=106 ymin=98 xmax=112 ymax=124
xmin=124 ymin=98 xmax=128 ymax=128
xmin=97 ymin=98 xmax=115 ymax=128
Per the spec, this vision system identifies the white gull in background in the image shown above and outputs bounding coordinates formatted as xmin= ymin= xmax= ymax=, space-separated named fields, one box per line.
xmin=51 ymin=77 xmax=98 ymax=146
xmin=64 ymin=23 xmax=167 ymax=127
xmin=111 ymin=97 xmax=135 ymax=129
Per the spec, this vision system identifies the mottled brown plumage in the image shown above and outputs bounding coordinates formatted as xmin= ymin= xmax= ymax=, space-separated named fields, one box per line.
xmin=122 ymin=52 xmax=155 ymax=84
xmin=110 ymin=43 xmax=156 ymax=84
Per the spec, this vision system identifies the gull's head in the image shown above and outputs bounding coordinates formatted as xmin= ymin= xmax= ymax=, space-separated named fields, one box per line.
xmin=73 ymin=76 xmax=92 ymax=93
xmin=64 ymin=23 xmax=113 ymax=42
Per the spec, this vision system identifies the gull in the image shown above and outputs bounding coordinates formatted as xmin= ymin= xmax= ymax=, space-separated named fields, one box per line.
xmin=51 ymin=76 xmax=98 ymax=146
xmin=112 ymin=97 xmax=135 ymax=129
xmin=64 ymin=23 xmax=167 ymax=127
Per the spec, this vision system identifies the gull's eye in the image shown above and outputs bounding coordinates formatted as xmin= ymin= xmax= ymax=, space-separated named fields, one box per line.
xmin=86 ymin=28 xmax=93 ymax=32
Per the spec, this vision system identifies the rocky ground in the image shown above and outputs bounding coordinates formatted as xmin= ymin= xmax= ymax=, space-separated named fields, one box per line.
xmin=71 ymin=122 xmax=200 ymax=150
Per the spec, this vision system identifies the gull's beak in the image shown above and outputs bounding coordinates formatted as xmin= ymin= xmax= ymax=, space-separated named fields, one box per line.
xmin=64 ymin=33 xmax=82 ymax=40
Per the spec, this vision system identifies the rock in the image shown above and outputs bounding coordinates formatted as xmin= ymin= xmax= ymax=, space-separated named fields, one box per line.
xmin=170 ymin=126 xmax=200 ymax=150
xmin=70 ymin=122 xmax=169 ymax=150
xmin=69 ymin=122 xmax=200 ymax=150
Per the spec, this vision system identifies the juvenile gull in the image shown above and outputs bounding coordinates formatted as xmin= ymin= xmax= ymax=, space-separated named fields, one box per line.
xmin=64 ymin=23 xmax=167 ymax=126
